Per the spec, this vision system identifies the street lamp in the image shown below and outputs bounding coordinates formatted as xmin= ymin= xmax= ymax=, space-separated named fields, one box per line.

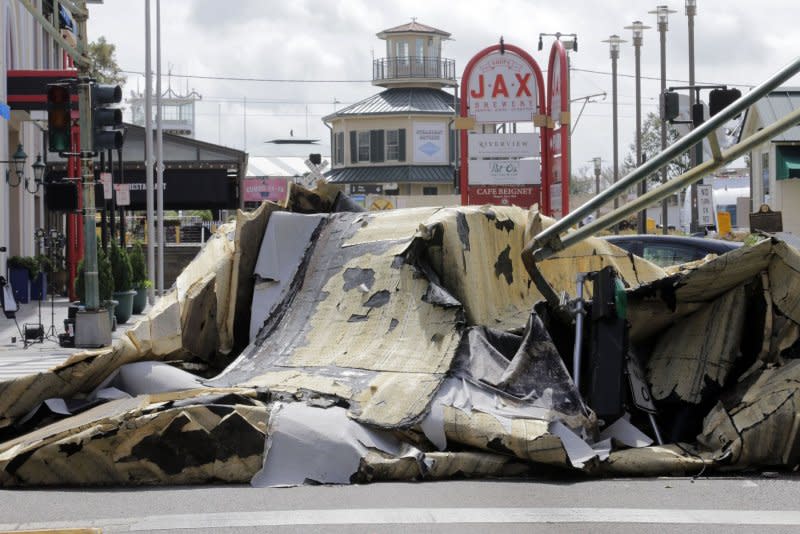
xmin=3 ymin=144 xmax=46 ymax=193
xmin=602 ymin=34 xmax=626 ymax=232
xmin=686 ymin=0 xmax=699 ymax=232
xmin=3 ymin=144 xmax=27 ymax=187
xmin=625 ymin=20 xmax=651 ymax=233
xmin=650 ymin=5 xmax=676 ymax=234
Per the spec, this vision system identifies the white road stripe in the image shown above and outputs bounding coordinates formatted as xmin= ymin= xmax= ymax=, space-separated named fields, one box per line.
xmin=3 ymin=507 xmax=800 ymax=532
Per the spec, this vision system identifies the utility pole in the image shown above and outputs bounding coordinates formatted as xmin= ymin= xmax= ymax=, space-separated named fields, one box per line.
xmin=145 ymin=0 xmax=156 ymax=304
xmin=651 ymin=5 xmax=676 ymax=234
xmin=603 ymin=35 xmax=626 ymax=234
xmin=687 ymin=0 xmax=699 ymax=232
xmin=626 ymin=21 xmax=651 ymax=234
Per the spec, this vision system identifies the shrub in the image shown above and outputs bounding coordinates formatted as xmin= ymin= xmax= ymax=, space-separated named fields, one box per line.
xmin=74 ymin=248 xmax=115 ymax=303
xmin=129 ymin=241 xmax=148 ymax=287
xmin=109 ymin=242 xmax=133 ymax=291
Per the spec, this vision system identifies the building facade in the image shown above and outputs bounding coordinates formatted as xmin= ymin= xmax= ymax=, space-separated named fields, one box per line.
xmin=2 ymin=0 xmax=72 ymax=273
xmin=741 ymin=87 xmax=800 ymax=232
xmin=323 ymin=21 xmax=459 ymax=209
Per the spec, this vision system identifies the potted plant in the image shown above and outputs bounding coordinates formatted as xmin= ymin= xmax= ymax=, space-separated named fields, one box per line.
xmin=109 ymin=241 xmax=136 ymax=325
xmin=74 ymin=248 xmax=117 ymax=330
xmin=128 ymin=241 xmax=151 ymax=314
xmin=6 ymin=256 xmax=40 ymax=303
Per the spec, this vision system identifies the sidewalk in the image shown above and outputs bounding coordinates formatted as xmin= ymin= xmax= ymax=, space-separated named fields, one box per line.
xmin=0 ymin=295 xmax=150 ymax=382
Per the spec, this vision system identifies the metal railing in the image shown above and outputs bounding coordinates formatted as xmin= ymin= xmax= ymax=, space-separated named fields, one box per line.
xmin=523 ymin=56 xmax=800 ymax=305
xmin=372 ymin=56 xmax=456 ymax=84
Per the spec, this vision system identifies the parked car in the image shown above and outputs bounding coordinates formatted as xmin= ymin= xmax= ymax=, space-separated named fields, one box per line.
xmin=602 ymin=234 xmax=742 ymax=268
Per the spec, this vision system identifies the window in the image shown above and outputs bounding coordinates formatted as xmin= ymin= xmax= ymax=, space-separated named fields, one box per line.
xmin=335 ymin=132 xmax=344 ymax=165
xmin=423 ymin=186 xmax=438 ymax=196
xmin=358 ymin=131 xmax=370 ymax=162
xmin=386 ymin=130 xmax=400 ymax=161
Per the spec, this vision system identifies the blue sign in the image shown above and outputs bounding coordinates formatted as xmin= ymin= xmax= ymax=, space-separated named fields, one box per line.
xmin=0 ymin=102 xmax=10 ymax=120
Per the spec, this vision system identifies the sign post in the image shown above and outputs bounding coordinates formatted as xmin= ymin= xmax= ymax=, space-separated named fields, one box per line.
xmin=459 ymin=41 xmax=547 ymax=209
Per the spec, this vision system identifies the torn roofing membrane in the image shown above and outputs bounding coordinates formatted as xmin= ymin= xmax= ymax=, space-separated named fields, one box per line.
xmin=5 ymin=185 xmax=800 ymax=485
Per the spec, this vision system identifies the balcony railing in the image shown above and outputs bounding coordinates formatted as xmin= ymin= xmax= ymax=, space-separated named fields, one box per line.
xmin=373 ymin=56 xmax=456 ymax=84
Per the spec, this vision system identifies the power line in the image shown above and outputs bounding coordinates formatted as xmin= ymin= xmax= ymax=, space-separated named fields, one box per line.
xmin=121 ymin=69 xmax=370 ymax=84
xmin=571 ymin=67 xmax=756 ymax=88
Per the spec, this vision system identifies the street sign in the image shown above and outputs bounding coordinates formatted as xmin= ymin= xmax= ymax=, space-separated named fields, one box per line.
xmin=467 ymin=132 xmax=539 ymax=159
xmin=100 ymin=172 xmax=112 ymax=199
xmin=350 ymin=184 xmax=383 ymax=195
xmin=114 ymin=184 xmax=130 ymax=206
xmin=697 ymin=184 xmax=715 ymax=226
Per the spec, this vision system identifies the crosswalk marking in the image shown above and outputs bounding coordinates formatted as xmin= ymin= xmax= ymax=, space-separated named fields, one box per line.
xmin=2 ymin=507 xmax=800 ymax=532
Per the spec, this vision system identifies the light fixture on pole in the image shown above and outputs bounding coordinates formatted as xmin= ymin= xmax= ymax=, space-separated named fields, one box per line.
xmin=625 ymin=20 xmax=651 ymax=234
xmin=3 ymin=144 xmax=28 ymax=187
xmin=650 ymin=4 xmax=676 ymax=234
xmin=538 ymin=32 xmax=578 ymax=51
xmin=3 ymin=144 xmax=46 ymax=193
xmin=686 ymin=0 xmax=699 ymax=232
xmin=602 ymin=34 xmax=626 ymax=232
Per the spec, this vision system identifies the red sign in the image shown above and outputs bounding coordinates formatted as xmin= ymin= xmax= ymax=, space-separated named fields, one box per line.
xmin=468 ymin=185 xmax=540 ymax=208
xmin=243 ymin=177 xmax=288 ymax=203
xmin=459 ymin=42 xmax=547 ymax=210
xmin=545 ymin=40 xmax=570 ymax=218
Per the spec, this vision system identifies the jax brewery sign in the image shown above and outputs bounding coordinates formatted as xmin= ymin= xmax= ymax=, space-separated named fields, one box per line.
xmin=460 ymin=41 xmax=547 ymax=209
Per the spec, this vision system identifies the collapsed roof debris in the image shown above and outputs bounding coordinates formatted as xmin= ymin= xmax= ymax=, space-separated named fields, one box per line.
xmin=2 ymin=183 xmax=800 ymax=486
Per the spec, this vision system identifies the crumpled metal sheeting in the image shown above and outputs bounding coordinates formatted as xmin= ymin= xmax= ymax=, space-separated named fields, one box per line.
xmin=0 ymin=335 xmax=158 ymax=430
xmin=591 ymin=444 xmax=711 ymax=477
xmin=0 ymin=391 xmax=267 ymax=486
xmin=648 ymin=286 xmax=747 ymax=404
xmin=354 ymin=450 xmax=533 ymax=483
xmin=699 ymin=360 xmax=800 ymax=469
xmin=768 ymin=240 xmax=800 ymax=324
xmin=228 ymin=201 xmax=284 ymax=352
xmin=441 ymin=405 xmax=569 ymax=465
xmin=626 ymin=239 xmax=773 ymax=344
xmin=417 ymin=206 xmax=537 ymax=330
xmin=210 ymin=211 xmax=463 ymax=429
xmin=524 ymin=212 xmax=667 ymax=304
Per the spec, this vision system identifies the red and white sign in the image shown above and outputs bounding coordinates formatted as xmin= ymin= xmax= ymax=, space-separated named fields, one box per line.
xmin=459 ymin=42 xmax=547 ymax=210
xmin=468 ymin=185 xmax=540 ymax=208
xmin=114 ymin=184 xmax=130 ymax=206
xmin=243 ymin=177 xmax=288 ymax=203
xmin=465 ymin=50 xmax=540 ymax=123
xmin=545 ymin=40 xmax=570 ymax=218
xmin=100 ymin=172 xmax=112 ymax=200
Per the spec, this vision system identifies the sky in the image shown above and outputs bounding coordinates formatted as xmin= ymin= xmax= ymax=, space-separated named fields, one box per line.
xmin=84 ymin=0 xmax=800 ymax=177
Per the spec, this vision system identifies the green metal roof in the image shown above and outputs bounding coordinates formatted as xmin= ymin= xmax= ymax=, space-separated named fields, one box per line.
xmin=323 ymin=88 xmax=456 ymax=121
xmin=325 ymin=165 xmax=454 ymax=184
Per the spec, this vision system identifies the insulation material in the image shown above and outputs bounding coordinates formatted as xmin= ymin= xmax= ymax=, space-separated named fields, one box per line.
xmin=699 ymin=360 xmax=800 ymax=469
xmin=177 ymin=222 xmax=236 ymax=355
xmin=249 ymin=212 xmax=325 ymax=341
xmin=648 ymin=286 xmax=747 ymax=404
xmin=228 ymin=201 xmax=283 ymax=351
xmin=416 ymin=206 xmax=538 ymax=330
xmin=0 ymin=390 xmax=267 ymax=486
xmin=210 ymin=211 xmax=463 ymax=428
xmin=252 ymin=402 xmax=420 ymax=487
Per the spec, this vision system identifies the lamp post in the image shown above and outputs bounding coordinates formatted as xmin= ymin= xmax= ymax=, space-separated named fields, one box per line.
xmin=3 ymin=145 xmax=46 ymax=193
xmin=625 ymin=21 xmax=651 ymax=234
xmin=592 ymin=157 xmax=602 ymax=221
xmin=603 ymin=34 xmax=626 ymax=232
xmin=686 ymin=0 xmax=699 ymax=232
xmin=650 ymin=5 xmax=676 ymax=234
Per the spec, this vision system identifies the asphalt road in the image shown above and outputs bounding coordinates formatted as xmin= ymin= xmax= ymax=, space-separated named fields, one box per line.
xmin=2 ymin=476 xmax=800 ymax=533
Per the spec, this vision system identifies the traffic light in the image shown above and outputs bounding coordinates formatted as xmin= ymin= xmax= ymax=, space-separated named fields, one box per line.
xmin=47 ymin=84 xmax=72 ymax=153
xmin=662 ymin=91 xmax=680 ymax=122
xmin=91 ymin=83 xmax=123 ymax=151
xmin=709 ymin=88 xmax=742 ymax=117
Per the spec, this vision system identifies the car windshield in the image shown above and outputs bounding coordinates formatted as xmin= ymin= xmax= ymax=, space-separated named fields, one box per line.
xmin=641 ymin=243 xmax=705 ymax=267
